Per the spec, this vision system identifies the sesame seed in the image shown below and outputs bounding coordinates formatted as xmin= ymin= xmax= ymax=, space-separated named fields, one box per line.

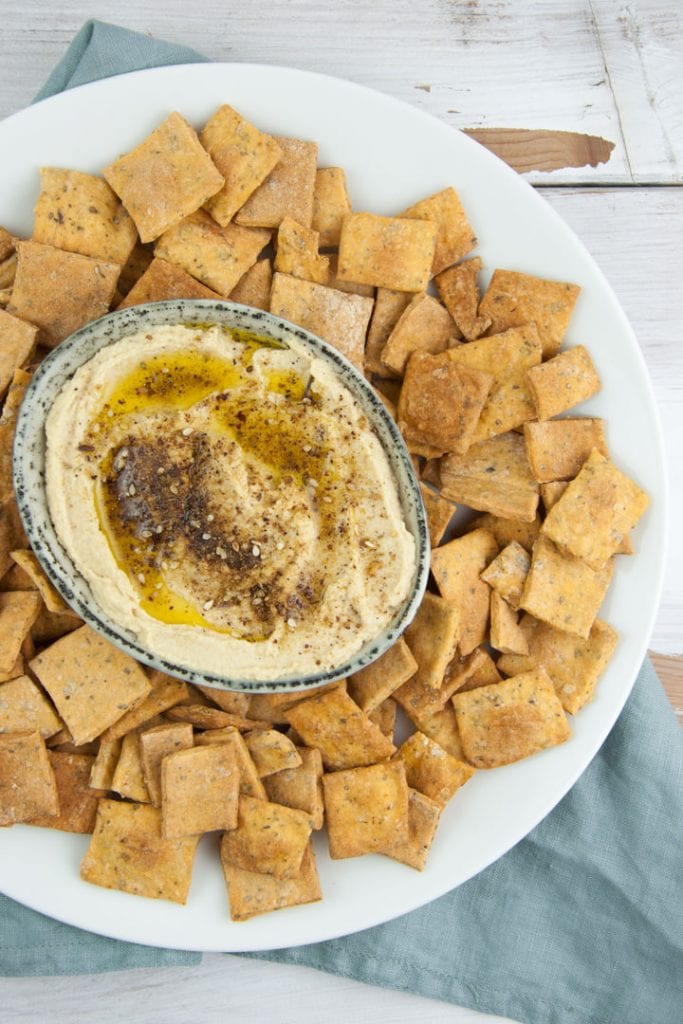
xmin=169 ymin=561 xmax=179 ymax=570
xmin=202 ymin=532 xmax=211 ymax=540
xmin=252 ymin=597 xmax=262 ymax=605
xmin=276 ymin=541 xmax=285 ymax=551
xmin=323 ymin=495 xmax=333 ymax=503
xmin=231 ymin=542 xmax=240 ymax=552
xmin=215 ymin=547 xmax=227 ymax=559
xmin=308 ymin=478 xmax=319 ymax=488
xmin=207 ymin=514 xmax=214 ymax=522
xmin=141 ymin=529 xmax=152 ymax=539
xmin=128 ymin=484 xmax=136 ymax=496
xmin=252 ymin=545 xmax=261 ymax=557
xmin=137 ymin=573 xmax=146 ymax=584
xmin=287 ymin=618 xmax=297 ymax=629
xmin=169 ymin=484 xmax=179 ymax=495
xmin=302 ymin=444 xmax=312 ymax=452
xmin=203 ymin=599 xmax=214 ymax=611
xmin=155 ymin=525 xmax=163 ymax=534
xmin=157 ymin=467 xmax=165 ymax=475
xmin=154 ymin=582 xmax=163 ymax=590
xmin=182 ymin=427 xmax=193 ymax=436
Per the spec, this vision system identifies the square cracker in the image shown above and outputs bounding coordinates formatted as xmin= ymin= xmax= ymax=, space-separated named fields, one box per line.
xmin=103 ymin=111 xmax=224 ymax=243
xmin=263 ymin=746 xmax=324 ymax=830
xmin=419 ymin=483 xmax=456 ymax=547
xmin=400 ymin=186 xmax=477 ymax=275
xmin=524 ymin=418 xmax=608 ymax=483
xmin=480 ymin=540 xmax=531 ymax=610
xmin=527 ymin=345 xmax=601 ymax=420
xmin=383 ymin=788 xmax=442 ymax=871
xmin=364 ymin=288 xmax=415 ymax=376
xmin=235 ymin=136 xmax=318 ymax=229
xmin=111 ymin=730 xmax=151 ymax=803
xmin=221 ymin=795 xmax=311 ymax=879
xmin=0 ymin=730 xmax=59 ymax=825
xmin=140 ymin=722 xmax=193 ymax=807
xmin=519 ymin=535 xmax=613 ymax=638
xmin=435 ymin=258 xmax=491 ymax=340
xmin=312 ymin=167 xmax=352 ymax=247
xmin=162 ymin=744 xmax=239 ymax=838
xmin=221 ymin=840 xmax=322 ymax=921
xmin=394 ymin=731 xmax=475 ymax=807
xmin=244 ymin=729 xmax=302 ymax=777
xmin=10 ymin=549 xmax=68 ymax=613
xmin=398 ymin=350 xmax=493 ymax=457
xmin=323 ymin=761 xmax=409 ymax=859
xmin=29 ymin=751 xmax=104 ymax=833
xmin=497 ymin=615 xmax=618 ymax=715
xmin=489 ymin=591 xmax=529 ymax=655
xmin=270 ymin=272 xmax=373 ymax=372
xmin=104 ymin=672 xmax=189 ymax=741
xmin=30 ymin=624 xmax=151 ymax=746
xmin=478 ymin=269 xmax=580 ymax=358
xmin=403 ymin=591 xmax=460 ymax=689
xmin=468 ymin=511 xmax=541 ymax=553
xmin=33 ymin=168 xmax=138 ymax=264
xmin=285 ymin=687 xmax=395 ymax=770
xmin=452 ymin=668 xmax=570 ymax=768
xmin=446 ymin=646 xmax=502 ymax=695
xmin=382 ymin=294 xmax=458 ymax=376
xmin=0 ymin=591 xmax=42 ymax=674
xmin=200 ymin=104 xmax=282 ymax=226
xmin=446 ymin=324 xmax=542 ymax=441
xmin=337 ymin=212 xmax=437 ymax=292
xmin=196 ymin=686 xmax=250 ymax=717
xmin=154 ymin=211 xmax=270 ymax=296
xmin=440 ymin=432 xmax=540 ymax=523
xmin=0 ymin=369 xmax=31 ymax=504
xmin=230 ymin=258 xmax=272 ymax=311
xmin=348 ymin=637 xmax=417 ymax=713
xmin=117 ymin=256 xmax=223 ymax=308
xmin=541 ymin=449 xmax=649 ymax=569
xmin=430 ymin=528 xmax=498 ymax=656
xmin=8 ymin=241 xmax=119 ymax=348
xmin=0 ymin=309 xmax=37 ymax=398
xmin=274 ymin=217 xmax=330 ymax=285
xmin=0 ymin=673 xmax=62 ymax=738
xmin=80 ymin=799 xmax=199 ymax=903
xmin=89 ymin=733 xmax=122 ymax=790
xmin=195 ymin=727 xmax=266 ymax=800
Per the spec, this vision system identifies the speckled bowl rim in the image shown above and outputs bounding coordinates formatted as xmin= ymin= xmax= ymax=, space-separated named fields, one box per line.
xmin=13 ymin=299 xmax=429 ymax=693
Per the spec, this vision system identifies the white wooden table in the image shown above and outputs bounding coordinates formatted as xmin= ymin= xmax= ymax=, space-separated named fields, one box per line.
xmin=1 ymin=3 xmax=681 ymax=1022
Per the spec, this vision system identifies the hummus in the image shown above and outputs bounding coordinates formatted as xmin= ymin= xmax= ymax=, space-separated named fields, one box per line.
xmin=45 ymin=324 xmax=416 ymax=679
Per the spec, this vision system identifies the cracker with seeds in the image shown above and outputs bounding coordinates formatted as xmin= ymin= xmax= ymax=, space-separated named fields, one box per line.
xmin=383 ymin=789 xmax=442 ymax=871
xmin=221 ymin=840 xmax=322 ymax=921
xmin=404 ymin=591 xmax=460 ymax=689
xmin=221 ymin=795 xmax=311 ymax=879
xmin=524 ymin=418 xmax=609 ymax=483
xmin=323 ymin=761 xmax=409 ymax=859
xmin=244 ymin=729 xmax=302 ymax=777
xmin=478 ymin=269 xmax=580 ymax=358
xmin=116 ymin=243 xmax=154 ymax=298
xmin=446 ymin=647 xmax=502 ymax=695
xmin=452 ymin=669 xmax=570 ymax=768
xmin=381 ymin=293 xmax=459 ymax=376
xmin=394 ymin=731 xmax=475 ymax=807
xmin=326 ymin=254 xmax=375 ymax=297
xmin=0 ymin=309 xmax=38 ymax=398
xmin=103 ymin=112 xmax=224 ymax=243
xmin=230 ymin=258 xmax=272 ymax=311
xmin=312 ymin=167 xmax=352 ymax=247
xmin=111 ymin=730 xmax=151 ymax=803
xmin=0 ymin=730 xmax=59 ymax=825
xmin=0 ymin=590 xmax=42 ymax=675
xmin=89 ymin=733 xmax=122 ymax=791
xmin=263 ymin=746 xmax=324 ymax=830
xmin=527 ymin=344 xmax=601 ymax=420
xmin=419 ymin=483 xmax=456 ymax=546
xmin=368 ymin=698 xmax=397 ymax=739
xmin=235 ymin=136 xmax=318 ymax=229
xmin=348 ymin=637 xmax=417 ymax=713
xmin=104 ymin=672 xmax=189 ymax=741
xmin=401 ymin=186 xmax=476 ymax=275
xmin=274 ymin=217 xmax=330 ymax=285
xmin=337 ymin=212 xmax=437 ymax=292
xmin=480 ymin=540 xmax=531 ymax=610
xmin=0 ymin=673 xmax=62 ymax=738
xmin=468 ymin=512 xmax=542 ymax=553
xmin=195 ymin=686 xmax=250 ymax=717
xmin=162 ymin=743 xmax=239 ymax=838
xmin=435 ymin=257 xmax=491 ymax=340
xmin=117 ymin=256 xmax=223 ymax=308
xmin=541 ymin=449 xmax=649 ymax=569
xmin=80 ymin=799 xmax=199 ymax=903
xmin=519 ymin=535 xmax=613 ymax=638
xmin=9 ymin=549 xmax=68 ymax=612
xmin=490 ymin=591 xmax=529 ymax=654
xmin=29 ymin=625 xmax=151 ymax=746
xmin=8 ymin=241 xmax=119 ymax=348
xmin=285 ymin=687 xmax=395 ymax=770
xmin=431 ymin=528 xmax=498 ymax=655
xmin=140 ymin=722 xmax=194 ymax=807
xmin=200 ymin=104 xmax=282 ymax=226
xmin=270 ymin=272 xmax=373 ymax=371
xmin=365 ymin=288 xmax=416 ymax=375
xmin=29 ymin=751 xmax=104 ymax=833
xmin=440 ymin=432 xmax=540 ymax=522
xmin=166 ymin=704 xmax=270 ymax=732
xmin=195 ymin=727 xmax=267 ymax=800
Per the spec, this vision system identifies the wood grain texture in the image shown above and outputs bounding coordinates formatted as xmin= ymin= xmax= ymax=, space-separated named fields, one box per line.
xmin=465 ymin=128 xmax=615 ymax=173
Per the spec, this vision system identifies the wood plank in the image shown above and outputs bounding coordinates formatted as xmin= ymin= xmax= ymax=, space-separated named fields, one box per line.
xmin=650 ymin=653 xmax=683 ymax=724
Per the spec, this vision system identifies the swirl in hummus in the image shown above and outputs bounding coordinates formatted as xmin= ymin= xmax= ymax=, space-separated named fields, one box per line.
xmin=45 ymin=324 xmax=416 ymax=679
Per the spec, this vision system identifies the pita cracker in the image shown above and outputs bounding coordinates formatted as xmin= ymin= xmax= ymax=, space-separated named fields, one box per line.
xmin=394 ymin=731 xmax=475 ymax=807
xmin=235 ymin=136 xmax=317 ymax=229
xmin=337 ymin=212 xmax=437 ymax=292
xmin=383 ymin=788 xmax=442 ymax=871
xmin=479 ymin=269 xmax=580 ymax=358
xmin=312 ymin=167 xmax=352 ymax=247
xmin=400 ymin=186 xmax=477 ymax=274
xmin=381 ymin=294 xmax=458 ymax=375
xmin=527 ymin=345 xmax=601 ymax=420
xmin=524 ymin=418 xmax=608 ymax=483
xmin=348 ymin=637 xmax=417 ymax=713
xmin=29 ymin=751 xmax=104 ymax=833
xmin=480 ymin=540 xmax=531 ymax=610
xmin=117 ymin=256 xmax=223 ymax=308
xmin=274 ymin=217 xmax=330 ymax=285
xmin=0 ymin=309 xmax=37 ymax=398
xmin=404 ymin=591 xmax=460 ymax=688
xmin=435 ymin=257 xmax=491 ymax=340
xmin=490 ymin=591 xmax=529 ymax=654
xmin=440 ymin=432 xmax=540 ymax=522
xmin=230 ymin=258 xmax=272 ymax=311
xmin=430 ymin=528 xmax=498 ymax=655
xmin=221 ymin=795 xmax=311 ymax=879
xmin=221 ymin=840 xmax=321 ymax=921
xmin=0 ymin=730 xmax=58 ymax=825
xmin=162 ymin=743 xmax=239 ymax=837
xmin=263 ymin=746 xmax=324 ymax=830
xmin=285 ymin=687 xmax=395 ymax=770
xmin=323 ymin=761 xmax=409 ymax=859
xmin=0 ymin=673 xmax=62 ymax=739
xmin=365 ymin=288 xmax=415 ymax=376
xmin=139 ymin=722 xmax=194 ymax=807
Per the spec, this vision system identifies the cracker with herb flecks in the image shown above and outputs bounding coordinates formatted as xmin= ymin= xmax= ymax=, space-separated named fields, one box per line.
xmin=452 ymin=668 xmax=570 ymax=768
xmin=394 ymin=731 xmax=475 ymax=807
xmin=116 ymin=243 xmax=154 ymax=298
xmin=445 ymin=647 xmax=502 ymax=695
xmin=0 ymin=673 xmax=62 ymax=739
xmin=274 ymin=217 xmax=330 ymax=285
xmin=235 ymin=136 xmax=318 ymax=229
xmin=270 ymin=272 xmax=373 ymax=372
xmin=524 ymin=418 xmax=609 ymax=483
xmin=527 ymin=344 xmax=601 ymax=420
xmin=89 ymin=733 xmax=122 ymax=791
xmin=419 ymin=483 xmax=456 ymax=547
xmin=285 ymin=687 xmax=395 ymax=770
xmin=221 ymin=840 xmax=322 ymax=921
xmin=200 ymin=104 xmax=282 ymax=227
xmin=104 ymin=672 xmax=189 ymax=741
xmin=117 ymin=256 xmax=223 ymax=308
xmin=33 ymin=167 xmax=138 ymax=264
xmin=9 ymin=549 xmax=68 ymax=613
xmin=0 ymin=591 xmax=41 ymax=675
xmin=383 ymin=788 xmax=442 ymax=871
xmin=221 ymin=795 xmax=311 ymax=879
xmin=368 ymin=697 xmax=397 ymax=739
xmin=348 ymin=637 xmax=417 ymax=713
xmin=29 ymin=625 xmax=151 ymax=746
xmin=398 ymin=350 xmax=493 ymax=458
xmin=326 ymin=254 xmax=375 ymax=297
xmin=162 ymin=743 xmax=239 ymax=838
xmin=381 ymin=294 xmax=459 ymax=376
xmin=244 ymin=729 xmax=302 ymax=778
xmin=195 ymin=686 xmax=250 ymax=717
xmin=403 ymin=700 xmax=466 ymax=760
xmin=403 ymin=591 xmax=460 ymax=689
xmin=519 ymin=535 xmax=613 ymax=638
xmin=323 ymin=761 xmax=409 ymax=859
xmin=194 ymin=727 xmax=267 ymax=800
xmin=263 ymin=746 xmax=324 ymax=830
xmin=440 ymin=432 xmax=540 ymax=523
xmin=468 ymin=512 xmax=542 ymax=553
xmin=541 ymin=449 xmax=649 ymax=569
xmin=0 ymin=369 xmax=31 ymax=505
xmin=0 ymin=730 xmax=59 ymax=825
xmin=230 ymin=258 xmax=272 ymax=311
xmin=478 ymin=269 xmax=580 ymax=358
xmin=435 ymin=257 xmax=491 ymax=340
xmin=80 ymin=799 xmax=199 ymax=903
xmin=497 ymin=615 xmax=618 ymax=715
xmin=430 ymin=528 xmax=498 ymax=656
xmin=312 ymin=167 xmax=352 ymax=247
xmin=400 ymin=186 xmax=477 ymax=275
xmin=0 ymin=309 xmax=38 ymax=398
xmin=29 ymin=751 xmax=105 ymax=833
xmin=111 ymin=730 xmax=151 ymax=803
xmin=365 ymin=288 xmax=416 ymax=376
xmin=8 ymin=241 xmax=119 ymax=349
xmin=490 ymin=591 xmax=529 ymax=654
xmin=139 ymin=722 xmax=194 ymax=807
xmin=337 ymin=212 xmax=437 ymax=293
xmin=480 ymin=540 xmax=531 ymax=610
xmin=103 ymin=112 xmax=224 ymax=243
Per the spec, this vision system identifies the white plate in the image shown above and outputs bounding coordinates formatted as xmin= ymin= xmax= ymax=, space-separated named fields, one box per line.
xmin=0 ymin=64 xmax=667 ymax=953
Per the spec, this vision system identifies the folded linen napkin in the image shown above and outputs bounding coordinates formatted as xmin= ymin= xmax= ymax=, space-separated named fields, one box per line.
xmin=0 ymin=22 xmax=680 ymax=1024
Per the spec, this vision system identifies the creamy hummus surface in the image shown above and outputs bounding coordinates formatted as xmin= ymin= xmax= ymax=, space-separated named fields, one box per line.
xmin=45 ymin=324 xmax=416 ymax=679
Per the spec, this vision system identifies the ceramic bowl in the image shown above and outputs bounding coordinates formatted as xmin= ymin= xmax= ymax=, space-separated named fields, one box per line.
xmin=13 ymin=299 xmax=429 ymax=693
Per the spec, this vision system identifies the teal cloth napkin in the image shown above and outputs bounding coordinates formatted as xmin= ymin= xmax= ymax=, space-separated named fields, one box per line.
xmin=1 ymin=21 xmax=681 ymax=1024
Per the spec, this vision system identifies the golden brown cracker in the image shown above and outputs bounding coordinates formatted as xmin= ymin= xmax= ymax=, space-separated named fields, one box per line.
xmin=29 ymin=751 xmax=104 ymax=833
xmin=0 ymin=309 xmax=38 ymax=398
xmin=364 ymin=288 xmax=415 ymax=376
xmin=478 ymin=269 xmax=580 ymax=358
xmin=368 ymin=697 xmax=397 ymax=739
xmin=274 ymin=217 xmax=330 ymax=285
xmin=285 ymin=687 xmax=395 ymax=770
xmin=0 ymin=673 xmax=62 ymax=739
xmin=430 ymin=528 xmax=498 ymax=655
xmin=117 ymin=256 xmax=223 ymax=308
xmin=395 ymin=731 xmax=475 ymax=807
xmin=440 ymin=432 xmax=540 ymax=522
xmin=9 ymin=549 xmax=68 ymax=612
xmin=419 ymin=483 xmax=456 ymax=546
xmin=323 ymin=761 xmax=409 ymax=859
xmin=263 ymin=746 xmax=324 ymax=830
xmin=221 ymin=794 xmax=311 ymax=879
xmin=89 ymin=733 xmax=122 ymax=791
xmin=524 ymin=418 xmax=609 ymax=483
xmin=229 ymin=258 xmax=272 ymax=311
xmin=194 ymin=726 xmax=267 ymax=800
xmin=435 ymin=257 xmax=491 ymax=340
xmin=165 ymin=704 xmax=270 ymax=732
xmin=162 ymin=743 xmax=239 ymax=837
xmin=480 ymin=540 xmax=531 ymax=610
xmin=348 ymin=637 xmax=417 ymax=713
xmin=0 ymin=591 xmax=41 ymax=675
xmin=221 ymin=840 xmax=322 ymax=921
xmin=445 ymin=646 xmax=502 ymax=695
xmin=404 ymin=591 xmax=460 ymax=689
xmin=383 ymin=788 xmax=442 ymax=871
xmin=527 ymin=344 xmax=601 ymax=420
xmin=312 ymin=167 xmax=352 ymax=247
xmin=244 ymin=729 xmax=302 ymax=778
xmin=0 ymin=730 xmax=59 ymax=825
xmin=116 ymin=243 xmax=154 ymax=298
xmin=111 ymin=730 xmax=151 ymax=803
xmin=235 ymin=136 xmax=318 ymax=229
xmin=468 ymin=511 xmax=542 ymax=553
xmin=196 ymin=686 xmax=250 ymax=717
xmin=401 ymin=186 xmax=477 ymax=275
xmin=489 ymin=591 xmax=529 ymax=655
xmin=381 ymin=293 xmax=458 ymax=376
xmin=139 ymin=722 xmax=194 ymax=807
xmin=337 ymin=212 xmax=437 ymax=292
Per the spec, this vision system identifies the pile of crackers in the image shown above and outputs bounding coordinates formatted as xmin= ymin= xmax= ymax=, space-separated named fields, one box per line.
xmin=0 ymin=104 xmax=649 ymax=921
